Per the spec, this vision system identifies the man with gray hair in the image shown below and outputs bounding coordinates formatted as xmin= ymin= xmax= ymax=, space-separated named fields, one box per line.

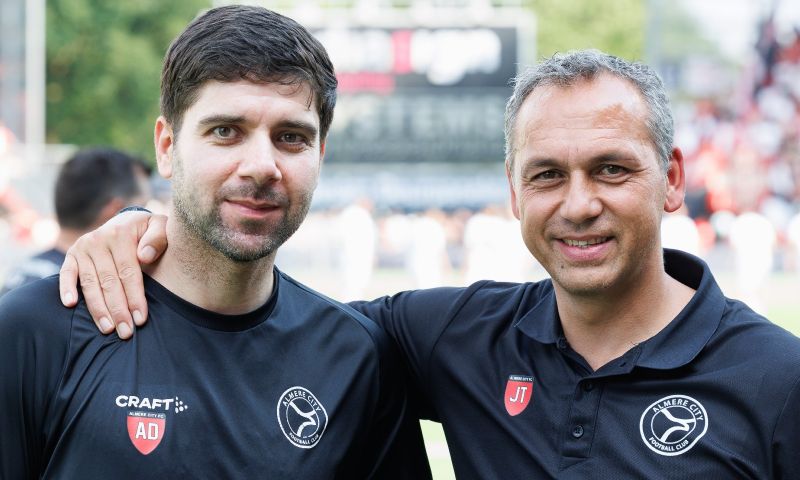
xmin=59 ymin=49 xmax=800 ymax=478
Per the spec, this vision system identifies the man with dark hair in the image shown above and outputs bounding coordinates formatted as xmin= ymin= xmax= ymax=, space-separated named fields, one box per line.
xmin=58 ymin=48 xmax=800 ymax=478
xmin=0 ymin=5 xmax=429 ymax=478
xmin=0 ymin=147 xmax=150 ymax=296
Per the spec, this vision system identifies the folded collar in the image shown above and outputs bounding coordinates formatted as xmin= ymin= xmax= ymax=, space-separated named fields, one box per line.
xmin=514 ymin=249 xmax=726 ymax=371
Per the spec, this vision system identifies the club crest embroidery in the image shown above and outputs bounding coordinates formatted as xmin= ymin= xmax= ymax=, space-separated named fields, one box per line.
xmin=504 ymin=375 xmax=534 ymax=416
xmin=115 ymin=394 xmax=189 ymax=455
xmin=277 ymin=386 xmax=328 ymax=449
xmin=639 ymin=394 xmax=708 ymax=456
xmin=127 ymin=412 xmax=166 ymax=455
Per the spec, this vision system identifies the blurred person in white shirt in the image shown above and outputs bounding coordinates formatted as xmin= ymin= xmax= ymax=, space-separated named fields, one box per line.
xmin=406 ymin=209 xmax=449 ymax=288
xmin=729 ymin=211 xmax=776 ymax=314
xmin=337 ymin=198 xmax=377 ymax=300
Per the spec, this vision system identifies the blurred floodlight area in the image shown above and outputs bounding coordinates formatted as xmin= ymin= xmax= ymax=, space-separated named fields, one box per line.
xmin=1 ymin=0 xmax=799 ymax=319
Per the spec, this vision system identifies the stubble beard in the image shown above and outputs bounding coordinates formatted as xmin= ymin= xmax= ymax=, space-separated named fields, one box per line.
xmin=171 ymin=157 xmax=313 ymax=263
xmin=546 ymin=235 xmax=655 ymax=300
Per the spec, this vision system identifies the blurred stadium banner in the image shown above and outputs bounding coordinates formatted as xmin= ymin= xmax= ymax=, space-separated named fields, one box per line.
xmin=283 ymin=4 xmax=537 ymax=209
xmin=316 ymin=25 xmax=517 ymax=165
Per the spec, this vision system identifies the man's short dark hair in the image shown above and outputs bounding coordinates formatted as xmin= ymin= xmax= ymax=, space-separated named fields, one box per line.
xmin=55 ymin=147 xmax=151 ymax=229
xmin=161 ymin=5 xmax=338 ymax=140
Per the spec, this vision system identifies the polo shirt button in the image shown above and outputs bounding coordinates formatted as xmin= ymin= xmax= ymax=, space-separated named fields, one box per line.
xmin=582 ymin=381 xmax=594 ymax=391
xmin=571 ymin=425 xmax=584 ymax=438
xmin=557 ymin=337 xmax=568 ymax=350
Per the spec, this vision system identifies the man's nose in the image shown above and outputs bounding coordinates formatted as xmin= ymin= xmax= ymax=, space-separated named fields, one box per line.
xmin=559 ymin=174 xmax=602 ymax=224
xmin=237 ymin=134 xmax=282 ymax=183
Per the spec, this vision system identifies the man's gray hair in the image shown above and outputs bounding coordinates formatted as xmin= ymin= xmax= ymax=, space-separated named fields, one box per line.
xmin=504 ymin=49 xmax=674 ymax=173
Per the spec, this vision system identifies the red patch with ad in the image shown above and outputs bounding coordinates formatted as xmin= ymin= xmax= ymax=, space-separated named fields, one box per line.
xmin=504 ymin=375 xmax=534 ymax=416
xmin=127 ymin=412 xmax=166 ymax=455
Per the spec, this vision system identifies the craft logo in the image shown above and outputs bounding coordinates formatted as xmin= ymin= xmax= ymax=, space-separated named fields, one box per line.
xmin=504 ymin=375 xmax=533 ymax=416
xmin=116 ymin=394 xmax=189 ymax=455
xmin=277 ymin=386 xmax=328 ymax=449
xmin=639 ymin=394 xmax=708 ymax=457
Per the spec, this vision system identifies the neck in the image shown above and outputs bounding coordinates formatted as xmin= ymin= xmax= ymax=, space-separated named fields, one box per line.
xmin=55 ymin=229 xmax=85 ymax=253
xmin=149 ymin=217 xmax=275 ymax=315
xmin=554 ymin=257 xmax=695 ymax=371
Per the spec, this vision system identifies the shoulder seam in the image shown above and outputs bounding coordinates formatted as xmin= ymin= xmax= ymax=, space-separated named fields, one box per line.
xmin=47 ymin=301 xmax=79 ymax=416
xmin=277 ymin=270 xmax=384 ymax=338
xmin=277 ymin=270 xmax=385 ymax=422
xmin=770 ymin=369 xmax=800 ymax=451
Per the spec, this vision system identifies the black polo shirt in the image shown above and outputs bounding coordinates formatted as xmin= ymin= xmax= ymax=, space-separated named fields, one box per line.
xmin=354 ymin=249 xmax=800 ymax=479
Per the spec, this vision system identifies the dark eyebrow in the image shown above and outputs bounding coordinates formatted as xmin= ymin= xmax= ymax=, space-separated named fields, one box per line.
xmin=196 ymin=114 xmax=246 ymax=130
xmin=591 ymin=152 xmax=635 ymax=164
xmin=521 ymin=151 xmax=637 ymax=171
xmin=195 ymin=116 xmax=318 ymax=139
xmin=519 ymin=158 xmax=560 ymax=177
xmin=278 ymin=120 xmax=319 ymax=139
xmin=525 ymin=158 xmax=560 ymax=168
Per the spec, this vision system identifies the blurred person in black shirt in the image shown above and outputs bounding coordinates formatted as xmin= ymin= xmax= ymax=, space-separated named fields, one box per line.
xmin=0 ymin=147 xmax=151 ymax=296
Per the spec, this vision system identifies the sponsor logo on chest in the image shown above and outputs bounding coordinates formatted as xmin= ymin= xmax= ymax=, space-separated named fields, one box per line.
xmin=639 ymin=394 xmax=709 ymax=456
xmin=115 ymin=394 xmax=189 ymax=455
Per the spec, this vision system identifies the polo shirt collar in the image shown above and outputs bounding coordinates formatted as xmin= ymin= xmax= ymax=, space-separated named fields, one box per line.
xmin=514 ymin=280 xmax=560 ymax=344
xmin=514 ymin=249 xmax=726 ymax=370
xmin=635 ymin=249 xmax=725 ymax=369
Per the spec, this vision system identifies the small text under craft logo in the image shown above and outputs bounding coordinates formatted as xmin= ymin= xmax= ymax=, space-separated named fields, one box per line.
xmin=504 ymin=375 xmax=534 ymax=416
xmin=277 ymin=386 xmax=328 ymax=449
xmin=639 ymin=394 xmax=708 ymax=456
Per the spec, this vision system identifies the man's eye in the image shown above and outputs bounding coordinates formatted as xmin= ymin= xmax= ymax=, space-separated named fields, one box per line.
xmin=280 ymin=133 xmax=306 ymax=144
xmin=600 ymin=164 xmax=626 ymax=175
xmin=534 ymin=170 xmax=560 ymax=181
xmin=212 ymin=126 xmax=235 ymax=138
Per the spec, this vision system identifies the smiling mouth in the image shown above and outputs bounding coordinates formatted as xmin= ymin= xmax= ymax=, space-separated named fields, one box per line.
xmin=562 ymin=237 xmax=610 ymax=248
xmin=227 ymin=199 xmax=280 ymax=210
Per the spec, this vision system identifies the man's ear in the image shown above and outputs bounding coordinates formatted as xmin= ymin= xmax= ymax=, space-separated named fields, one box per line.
xmin=319 ymin=139 xmax=326 ymax=165
xmin=664 ymin=147 xmax=686 ymax=213
xmin=154 ymin=117 xmax=175 ymax=179
xmin=506 ymin=161 xmax=521 ymax=220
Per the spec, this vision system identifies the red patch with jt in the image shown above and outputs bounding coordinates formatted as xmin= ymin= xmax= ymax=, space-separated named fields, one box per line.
xmin=504 ymin=375 xmax=534 ymax=416
xmin=127 ymin=412 xmax=166 ymax=455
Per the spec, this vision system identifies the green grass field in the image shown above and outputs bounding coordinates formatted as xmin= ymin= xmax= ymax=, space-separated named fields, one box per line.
xmin=772 ymin=306 xmax=800 ymax=333
xmin=421 ymin=421 xmax=456 ymax=480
